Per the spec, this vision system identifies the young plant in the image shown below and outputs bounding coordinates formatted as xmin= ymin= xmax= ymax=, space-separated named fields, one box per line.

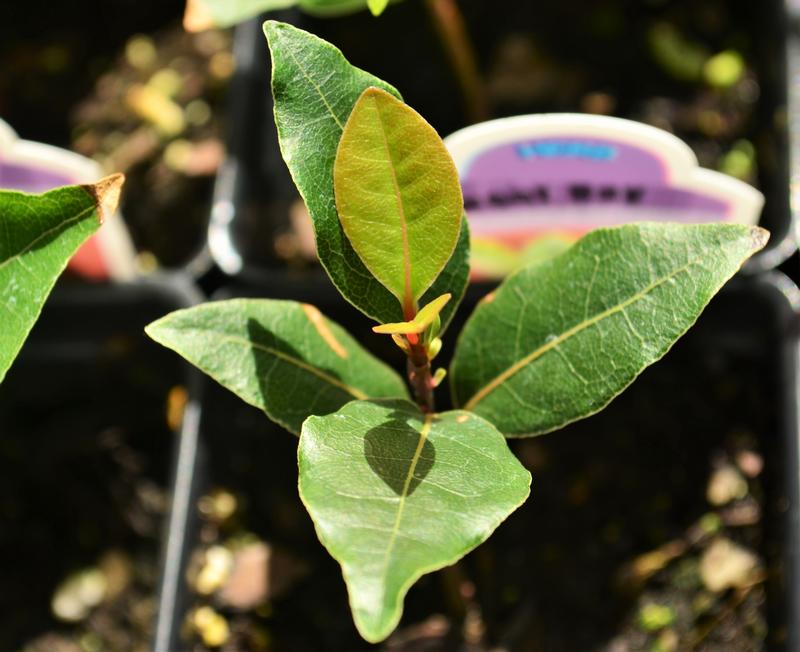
xmin=145 ymin=22 xmax=768 ymax=643
xmin=0 ymin=175 xmax=124 ymax=383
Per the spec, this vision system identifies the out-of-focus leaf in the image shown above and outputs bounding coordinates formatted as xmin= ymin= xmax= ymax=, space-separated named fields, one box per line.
xmin=0 ymin=175 xmax=123 ymax=383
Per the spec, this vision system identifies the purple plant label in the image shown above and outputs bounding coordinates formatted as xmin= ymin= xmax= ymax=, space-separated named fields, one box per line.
xmin=0 ymin=118 xmax=137 ymax=281
xmin=444 ymin=114 xmax=764 ymax=277
xmin=0 ymin=119 xmax=100 ymax=193
xmin=0 ymin=161 xmax=74 ymax=193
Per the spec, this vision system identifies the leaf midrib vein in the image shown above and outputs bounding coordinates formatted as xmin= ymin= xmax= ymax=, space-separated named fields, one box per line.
xmin=284 ymin=44 xmax=345 ymax=130
xmin=377 ymin=413 xmax=433 ymax=603
xmin=371 ymin=93 xmax=413 ymax=315
xmin=203 ymin=332 xmax=368 ymax=400
xmin=464 ymin=260 xmax=696 ymax=410
xmin=0 ymin=203 xmax=95 ymax=273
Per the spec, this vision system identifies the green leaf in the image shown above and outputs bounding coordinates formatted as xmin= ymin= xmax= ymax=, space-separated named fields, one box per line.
xmin=145 ymin=299 xmax=408 ymax=435
xmin=451 ymin=223 xmax=769 ymax=437
xmin=185 ymin=0 xmax=377 ymax=31
xmin=366 ymin=0 xmax=389 ymax=15
xmin=423 ymin=214 xmax=470 ymax=332
xmin=299 ymin=398 xmax=530 ymax=642
xmin=0 ymin=175 xmax=123 ymax=384
xmin=300 ymin=0 xmax=379 ymax=14
xmin=334 ymin=88 xmax=463 ymax=316
xmin=265 ymin=21 xmax=469 ymax=331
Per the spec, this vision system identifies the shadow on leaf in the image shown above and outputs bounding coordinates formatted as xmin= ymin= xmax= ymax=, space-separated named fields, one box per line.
xmin=246 ymin=318 xmax=354 ymax=433
xmin=364 ymin=405 xmax=435 ymax=496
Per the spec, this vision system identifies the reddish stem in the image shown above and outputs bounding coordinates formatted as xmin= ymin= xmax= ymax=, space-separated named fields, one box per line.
xmin=407 ymin=339 xmax=435 ymax=413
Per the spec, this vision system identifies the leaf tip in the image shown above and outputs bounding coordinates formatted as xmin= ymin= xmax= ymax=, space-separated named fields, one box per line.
xmin=262 ymin=19 xmax=279 ymax=38
xmin=360 ymin=85 xmax=397 ymax=105
xmin=367 ymin=0 xmax=389 ymax=15
xmin=263 ymin=19 xmax=293 ymax=44
xmin=143 ymin=320 xmax=161 ymax=342
xmin=749 ymin=226 xmax=770 ymax=253
xmin=183 ymin=0 xmax=214 ymax=32
xmin=83 ymin=173 xmax=125 ymax=224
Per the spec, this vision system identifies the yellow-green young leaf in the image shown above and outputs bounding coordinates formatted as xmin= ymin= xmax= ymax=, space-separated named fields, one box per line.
xmin=0 ymin=175 xmax=123 ymax=383
xmin=145 ymin=299 xmax=408 ymax=435
xmin=334 ymin=88 xmax=463 ymax=317
xmin=367 ymin=0 xmax=389 ymax=14
xmin=265 ymin=21 xmax=470 ymax=330
xmin=185 ymin=0 xmax=379 ymax=31
xmin=451 ymin=222 xmax=769 ymax=437
xmin=299 ymin=399 xmax=530 ymax=642
xmin=372 ymin=293 xmax=450 ymax=335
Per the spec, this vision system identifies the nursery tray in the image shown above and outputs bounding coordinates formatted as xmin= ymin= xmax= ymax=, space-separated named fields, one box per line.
xmin=0 ymin=276 xmax=200 ymax=651
xmin=155 ymin=271 xmax=800 ymax=652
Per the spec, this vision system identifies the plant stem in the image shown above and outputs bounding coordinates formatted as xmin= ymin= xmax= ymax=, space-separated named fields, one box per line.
xmin=424 ymin=0 xmax=489 ymax=124
xmin=407 ymin=339 xmax=435 ymax=413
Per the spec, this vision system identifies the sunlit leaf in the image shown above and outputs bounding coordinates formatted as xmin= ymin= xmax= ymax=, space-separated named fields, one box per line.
xmin=366 ymin=0 xmax=389 ymax=15
xmin=145 ymin=299 xmax=408 ymax=434
xmin=451 ymin=222 xmax=769 ymax=437
xmin=334 ymin=88 xmax=463 ymax=316
xmin=265 ymin=21 xmax=469 ymax=330
xmin=299 ymin=398 xmax=530 ymax=641
xmin=184 ymin=0 xmax=382 ymax=31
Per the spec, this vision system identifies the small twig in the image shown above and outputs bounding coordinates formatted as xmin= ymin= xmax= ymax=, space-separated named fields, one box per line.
xmin=407 ymin=338 xmax=435 ymax=412
xmin=423 ymin=0 xmax=489 ymax=124
xmin=686 ymin=575 xmax=765 ymax=650
xmin=439 ymin=563 xmax=469 ymax=622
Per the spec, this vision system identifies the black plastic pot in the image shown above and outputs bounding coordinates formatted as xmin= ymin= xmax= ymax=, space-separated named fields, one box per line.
xmin=154 ymin=270 xmax=800 ymax=651
xmin=0 ymin=276 xmax=201 ymax=650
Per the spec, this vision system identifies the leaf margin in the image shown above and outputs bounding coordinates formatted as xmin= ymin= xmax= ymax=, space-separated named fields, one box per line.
xmin=297 ymin=397 xmax=532 ymax=642
xmin=450 ymin=221 xmax=770 ymax=437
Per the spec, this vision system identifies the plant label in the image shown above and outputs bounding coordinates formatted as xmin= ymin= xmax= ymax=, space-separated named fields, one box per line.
xmin=0 ymin=119 xmax=136 ymax=281
xmin=445 ymin=114 xmax=764 ymax=278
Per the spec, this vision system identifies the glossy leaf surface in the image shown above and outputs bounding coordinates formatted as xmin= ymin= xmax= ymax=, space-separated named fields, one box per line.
xmin=265 ymin=21 xmax=469 ymax=330
xmin=299 ymin=399 xmax=531 ymax=641
xmin=0 ymin=175 xmax=123 ymax=383
xmin=451 ymin=223 xmax=768 ymax=437
xmin=145 ymin=299 xmax=408 ymax=434
xmin=335 ymin=88 xmax=462 ymax=315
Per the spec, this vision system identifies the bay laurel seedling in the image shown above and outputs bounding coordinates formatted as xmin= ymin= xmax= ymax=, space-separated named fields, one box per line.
xmin=145 ymin=22 xmax=768 ymax=643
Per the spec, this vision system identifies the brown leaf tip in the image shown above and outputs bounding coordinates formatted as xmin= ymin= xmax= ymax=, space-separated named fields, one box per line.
xmin=83 ymin=173 xmax=125 ymax=224
xmin=750 ymin=226 xmax=770 ymax=253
